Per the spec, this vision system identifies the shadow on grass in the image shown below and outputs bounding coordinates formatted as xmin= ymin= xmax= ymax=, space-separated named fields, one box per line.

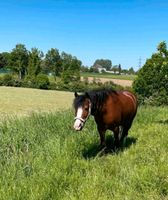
xmin=82 ymin=135 xmax=137 ymax=159
xmin=157 ymin=119 xmax=168 ymax=124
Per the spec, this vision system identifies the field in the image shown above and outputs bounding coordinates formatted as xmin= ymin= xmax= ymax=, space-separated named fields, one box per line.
xmin=0 ymin=87 xmax=168 ymax=200
xmin=81 ymin=72 xmax=137 ymax=80
xmin=0 ymin=86 xmax=73 ymax=118
xmin=81 ymin=72 xmax=136 ymax=87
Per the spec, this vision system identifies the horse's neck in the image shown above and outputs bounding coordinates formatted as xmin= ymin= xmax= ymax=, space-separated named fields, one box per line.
xmin=90 ymin=99 xmax=102 ymax=115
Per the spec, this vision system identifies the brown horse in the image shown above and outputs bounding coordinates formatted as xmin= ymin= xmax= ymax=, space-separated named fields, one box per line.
xmin=73 ymin=89 xmax=137 ymax=148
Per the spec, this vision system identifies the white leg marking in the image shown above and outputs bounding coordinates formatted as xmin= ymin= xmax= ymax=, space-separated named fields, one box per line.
xmin=119 ymin=126 xmax=123 ymax=140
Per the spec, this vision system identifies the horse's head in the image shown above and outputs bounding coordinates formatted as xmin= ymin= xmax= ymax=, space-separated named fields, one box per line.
xmin=73 ymin=92 xmax=91 ymax=131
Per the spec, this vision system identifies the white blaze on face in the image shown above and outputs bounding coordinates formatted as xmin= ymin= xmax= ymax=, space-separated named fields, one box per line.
xmin=74 ymin=107 xmax=84 ymax=131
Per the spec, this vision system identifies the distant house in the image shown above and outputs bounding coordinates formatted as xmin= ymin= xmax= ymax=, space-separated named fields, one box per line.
xmin=93 ymin=64 xmax=119 ymax=74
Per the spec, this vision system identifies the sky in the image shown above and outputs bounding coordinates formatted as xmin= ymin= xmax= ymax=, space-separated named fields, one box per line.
xmin=0 ymin=0 xmax=168 ymax=70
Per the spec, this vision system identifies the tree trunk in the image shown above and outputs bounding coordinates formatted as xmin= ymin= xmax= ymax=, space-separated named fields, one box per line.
xmin=19 ymin=70 xmax=22 ymax=80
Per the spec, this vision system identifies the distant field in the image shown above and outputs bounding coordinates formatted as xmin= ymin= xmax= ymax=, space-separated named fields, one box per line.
xmin=81 ymin=72 xmax=136 ymax=87
xmin=81 ymin=72 xmax=137 ymax=80
xmin=0 ymin=86 xmax=74 ymax=118
xmin=81 ymin=76 xmax=133 ymax=87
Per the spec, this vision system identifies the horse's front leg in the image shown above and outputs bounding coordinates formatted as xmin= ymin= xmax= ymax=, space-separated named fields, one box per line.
xmin=97 ymin=126 xmax=106 ymax=148
xmin=113 ymin=126 xmax=120 ymax=149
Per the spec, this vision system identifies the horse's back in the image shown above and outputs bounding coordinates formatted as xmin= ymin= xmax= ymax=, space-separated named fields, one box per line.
xmin=105 ymin=90 xmax=137 ymax=125
xmin=118 ymin=90 xmax=137 ymax=120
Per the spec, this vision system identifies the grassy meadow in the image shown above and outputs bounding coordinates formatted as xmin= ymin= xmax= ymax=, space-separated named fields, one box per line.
xmin=0 ymin=86 xmax=73 ymax=118
xmin=0 ymin=87 xmax=168 ymax=199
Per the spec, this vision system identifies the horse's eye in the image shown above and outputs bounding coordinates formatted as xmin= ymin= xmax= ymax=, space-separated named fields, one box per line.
xmin=84 ymin=107 xmax=89 ymax=111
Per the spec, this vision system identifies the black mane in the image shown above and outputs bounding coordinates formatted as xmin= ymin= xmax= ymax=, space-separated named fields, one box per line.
xmin=88 ymin=88 xmax=117 ymax=101
xmin=73 ymin=95 xmax=86 ymax=110
xmin=74 ymin=88 xmax=118 ymax=114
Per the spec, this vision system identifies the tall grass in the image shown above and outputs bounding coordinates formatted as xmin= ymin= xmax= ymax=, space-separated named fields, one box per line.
xmin=0 ymin=106 xmax=167 ymax=199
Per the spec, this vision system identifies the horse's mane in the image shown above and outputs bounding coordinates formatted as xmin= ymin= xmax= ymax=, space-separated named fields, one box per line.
xmin=88 ymin=88 xmax=117 ymax=113
xmin=73 ymin=95 xmax=86 ymax=110
xmin=88 ymin=88 xmax=117 ymax=100
xmin=73 ymin=88 xmax=118 ymax=114
xmin=73 ymin=88 xmax=117 ymax=113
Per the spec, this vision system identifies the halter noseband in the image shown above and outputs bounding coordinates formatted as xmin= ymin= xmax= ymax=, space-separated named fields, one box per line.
xmin=74 ymin=117 xmax=86 ymax=123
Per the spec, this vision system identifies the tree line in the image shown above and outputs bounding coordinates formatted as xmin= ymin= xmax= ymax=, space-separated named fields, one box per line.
xmin=0 ymin=43 xmax=126 ymax=91
xmin=0 ymin=44 xmax=136 ymax=82
xmin=0 ymin=44 xmax=82 ymax=84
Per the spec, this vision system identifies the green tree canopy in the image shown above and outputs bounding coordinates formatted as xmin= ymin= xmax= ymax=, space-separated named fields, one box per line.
xmin=128 ymin=67 xmax=135 ymax=75
xmin=61 ymin=52 xmax=81 ymax=84
xmin=45 ymin=48 xmax=62 ymax=80
xmin=9 ymin=44 xmax=28 ymax=79
xmin=93 ymin=59 xmax=112 ymax=71
xmin=28 ymin=48 xmax=43 ymax=76
xmin=133 ymin=41 xmax=168 ymax=105
xmin=0 ymin=52 xmax=10 ymax=69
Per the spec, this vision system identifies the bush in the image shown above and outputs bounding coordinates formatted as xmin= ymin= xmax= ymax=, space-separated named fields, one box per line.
xmin=143 ymin=89 xmax=168 ymax=106
xmin=2 ymin=74 xmax=14 ymax=86
xmin=133 ymin=41 xmax=168 ymax=106
xmin=21 ymin=75 xmax=36 ymax=88
xmin=0 ymin=74 xmax=21 ymax=87
xmin=35 ymin=74 xmax=50 ymax=89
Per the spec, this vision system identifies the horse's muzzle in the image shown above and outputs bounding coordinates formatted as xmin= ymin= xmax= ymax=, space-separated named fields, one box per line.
xmin=73 ymin=118 xmax=84 ymax=131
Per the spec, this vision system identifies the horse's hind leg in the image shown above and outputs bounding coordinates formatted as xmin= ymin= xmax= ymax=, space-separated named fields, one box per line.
xmin=120 ymin=122 xmax=132 ymax=146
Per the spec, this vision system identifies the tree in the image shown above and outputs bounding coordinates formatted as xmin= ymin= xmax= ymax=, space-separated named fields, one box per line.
xmin=157 ymin=41 xmax=168 ymax=56
xmin=80 ymin=65 xmax=90 ymax=73
xmin=93 ymin=59 xmax=112 ymax=71
xmin=133 ymin=41 xmax=168 ymax=105
xmin=61 ymin=52 xmax=81 ymax=84
xmin=9 ymin=44 xmax=28 ymax=79
xmin=118 ymin=64 xmax=122 ymax=75
xmin=128 ymin=67 xmax=135 ymax=74
xmin=28 ymin=48 xmax=43 ymax=76
xmin=45 ymin=48 xmax=62 ymax=80
xmin=0 ymin=52 xmax=10 ymax=69
xmin=111 ymin=65 xmax=119 ymax=74
xmin=36 ymin=74 xmax=50 ymax=89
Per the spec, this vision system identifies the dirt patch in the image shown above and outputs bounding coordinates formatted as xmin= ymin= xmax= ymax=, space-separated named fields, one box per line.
xmin=81 ymin=77 xmax=133 ymax=87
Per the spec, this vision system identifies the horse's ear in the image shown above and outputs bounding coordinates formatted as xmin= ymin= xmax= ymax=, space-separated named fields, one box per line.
xmin=85 ymin=92 xmax=90 ymax=99
xmin=74 ymin=92 xmax=78 ymax=98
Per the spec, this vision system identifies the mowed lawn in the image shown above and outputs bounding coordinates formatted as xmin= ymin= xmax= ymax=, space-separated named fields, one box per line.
xmin=0 ymin=86 xmax=74 ymax=118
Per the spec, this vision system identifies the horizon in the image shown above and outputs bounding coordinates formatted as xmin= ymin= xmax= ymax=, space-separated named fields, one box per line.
xmin=0 ymin=0 xmax=168 ymax=70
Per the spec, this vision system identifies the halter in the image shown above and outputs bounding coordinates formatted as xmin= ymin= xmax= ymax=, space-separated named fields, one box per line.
xmin=74 ymin=116 xmax=86 ymax=123
xmin=74 ymin=100 xmax=92 ymax=124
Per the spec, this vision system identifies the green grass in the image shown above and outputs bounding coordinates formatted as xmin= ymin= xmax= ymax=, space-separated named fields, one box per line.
xmin=0 ymin=73 xmax=6 ymax=77
xmin=0 ymin=106 xmax=168 ymax=199
xmin=0 ymin=86 xmax=73 ymax=118
xmin=81 ymin=72 xmax=137 ymax=80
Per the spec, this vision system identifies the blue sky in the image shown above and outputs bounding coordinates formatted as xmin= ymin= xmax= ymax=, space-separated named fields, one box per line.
xmin=0 ymin=0 xmax=168 ymax=70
